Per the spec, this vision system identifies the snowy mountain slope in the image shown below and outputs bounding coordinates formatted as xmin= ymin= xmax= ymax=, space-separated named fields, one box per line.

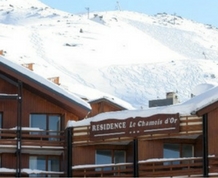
xmin=0 ymin=0 xmax=218 ymax=109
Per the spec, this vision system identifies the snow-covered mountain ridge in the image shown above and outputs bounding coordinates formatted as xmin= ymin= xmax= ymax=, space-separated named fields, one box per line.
xmin=0 ymin=0 xmax=218 ymax=109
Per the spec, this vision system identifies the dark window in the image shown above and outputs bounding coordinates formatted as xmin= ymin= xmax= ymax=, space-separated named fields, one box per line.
xmin=163 ymin=143 xmax=193 ymax=165
xmin=29 ymin=156 xmax=60 ymax=177
xmin=30 ymin=114 xmax=61 ymax=140
xmin=96 ymin=150 xmax=126 ymax=170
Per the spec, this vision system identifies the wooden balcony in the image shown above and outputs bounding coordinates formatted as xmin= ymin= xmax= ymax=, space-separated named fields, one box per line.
xmin=72 ymin=156 xmax=218 ymax=177
xmin=72 ymin=162 xmax=133 ymax=177
xmin=0 ymin=168 xmax=64 ymax=177
xmin=138 ymin=157 xmax=203 ymax=177
xmin=72 ymin=115 xmax=202 ymax=145
xmin=0 ymin=128 xmax=65 ymax=154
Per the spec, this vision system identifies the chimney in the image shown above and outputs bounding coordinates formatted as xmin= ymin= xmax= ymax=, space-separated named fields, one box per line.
xmin=0 ymin=50 xmax=4 ymax=56
xmin=166 ymin=92 xmax=178 ymax=104
xmin=48 ymin=76 xmax=60 ymax=85
xmin=22 ymin=63 xmax=34 ymax=71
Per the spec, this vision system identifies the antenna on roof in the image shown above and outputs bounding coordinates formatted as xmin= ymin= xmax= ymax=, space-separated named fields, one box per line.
xmin=116 ymin=1 xmax=121 ymax=11
xmin=85 ymin=7 xmax=89 ymax=19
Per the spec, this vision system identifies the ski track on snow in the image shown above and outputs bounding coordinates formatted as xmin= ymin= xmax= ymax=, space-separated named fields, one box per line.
xmin=29 ymin=27 xmax=95 ymax=88
xmin=125 ymin=18 xmax=218 ymax=61
xmin=1 ymin=3 xmax=218 ymax=109
xmin=101 ymin=59 xmax=217 ymax=108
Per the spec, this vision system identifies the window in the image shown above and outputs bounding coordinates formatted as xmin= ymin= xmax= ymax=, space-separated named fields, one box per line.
xmin=29 ymin=156 xmax=60 ymax=177
xmin=95 ymin=150 xmax=126 ymax=170
xmin=163 ymin=143 xmax=193 ymax=165
xmin=114 ymin=150 xmax=125 ymax=164
xmin=182 ymin=144 xmax=193 ymax=157
xmin=30 ymin=114 xmax=61 ymax=140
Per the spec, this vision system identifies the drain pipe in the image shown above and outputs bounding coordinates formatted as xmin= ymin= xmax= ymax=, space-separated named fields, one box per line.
xmin=16 ymin=80 xmax=22 ymax=177
xmin=133 ymin=138 xmax=139 ymax=177
xmin=67 ymin=127 xmax=72 ymax=177
xmin=202 ymin=113 xmax=208 ymax=177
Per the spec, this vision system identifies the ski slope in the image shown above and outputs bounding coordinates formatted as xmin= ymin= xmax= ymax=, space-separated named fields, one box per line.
xmin=0 ymin=0 xmax=218 ymax=108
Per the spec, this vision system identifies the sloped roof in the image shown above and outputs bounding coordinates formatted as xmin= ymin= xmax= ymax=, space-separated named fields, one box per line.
xmin=67 ymin=84 xmax=218 ymax=127
xmin=88 ymin=96 xmax=135 ymax=110
xmin=0 ymin=56 xmax=91 ymax=118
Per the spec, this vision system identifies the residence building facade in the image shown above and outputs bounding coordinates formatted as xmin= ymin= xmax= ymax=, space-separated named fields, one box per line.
xmin=68 ymin=86 xmax=218 ymax=177
xmin=0 ymin=56 xmax=91 ymax=177
xmin=1 ymin=56 xmax=218 ymax=177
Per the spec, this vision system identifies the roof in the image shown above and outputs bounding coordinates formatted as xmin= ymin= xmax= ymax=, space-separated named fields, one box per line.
xmin=67 ymin=84 xmax=218 ymax=127
xmin=88 ymin=96 xmax=135 ymax=110
xmin=196 ymin=100 xmax=218 ymax=116
xmin=0 ymin=56 xmax=91 ymax=118
xmin=191 ymin=83 xmax=216 ymax=96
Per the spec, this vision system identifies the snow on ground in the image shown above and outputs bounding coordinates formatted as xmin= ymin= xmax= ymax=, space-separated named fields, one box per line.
xmin=0 ymin=0 xmax=218 ymax=109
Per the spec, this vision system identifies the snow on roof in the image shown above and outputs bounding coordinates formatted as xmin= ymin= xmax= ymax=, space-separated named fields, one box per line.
xmin=88 ymin=96 xmax=136 ymax=110
xmin=0 ymin=56 xmax=91 ymax=110
xmin=187 ymin=84 xmax=218 ymax=113
xmin=191 ymin=83 xmax=216 ymax=96
xmin=67 ymin=84 xmax=218 ymax=128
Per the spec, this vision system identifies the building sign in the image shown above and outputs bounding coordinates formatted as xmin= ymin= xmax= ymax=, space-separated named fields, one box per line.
xmin=90 ymin=113 xmax=180 ymax=140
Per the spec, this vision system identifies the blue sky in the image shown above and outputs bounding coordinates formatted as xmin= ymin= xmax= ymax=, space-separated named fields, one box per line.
xmin=40 ymin=0 xmax=218 ymax=27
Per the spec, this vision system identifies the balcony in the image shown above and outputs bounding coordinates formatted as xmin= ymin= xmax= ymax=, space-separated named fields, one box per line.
xmin=72 ymin=162 xmax=133 ymax=177
xmin=72 ymin=156 xmax=218 ymax=177
xmin=0 ymin=127 xmax=65 ymax=154
xmin=0 ymin=168 xmax=64 ymax=177
xmin=72 ymin=115 xmax=202 ymax=146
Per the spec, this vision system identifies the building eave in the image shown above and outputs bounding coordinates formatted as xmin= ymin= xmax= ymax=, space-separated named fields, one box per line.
xmin=0 ymin=57 xmax=91 ymax=118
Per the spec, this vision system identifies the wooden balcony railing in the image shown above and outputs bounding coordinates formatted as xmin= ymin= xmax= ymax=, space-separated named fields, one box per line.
xmin=0 ymin=168 xmax=64 ymax=177
xmin=0 ymin=128 xmax=65 ymax=148
xmin=138 ymin=157 xmax=203 ymax=177
xmin=72 ymin=162 xmax=133 ymax=177
xmin=72 ymin=156 xmax=218 ymax=177
xmin=72 ymin=115 xmax=202 ymax=145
